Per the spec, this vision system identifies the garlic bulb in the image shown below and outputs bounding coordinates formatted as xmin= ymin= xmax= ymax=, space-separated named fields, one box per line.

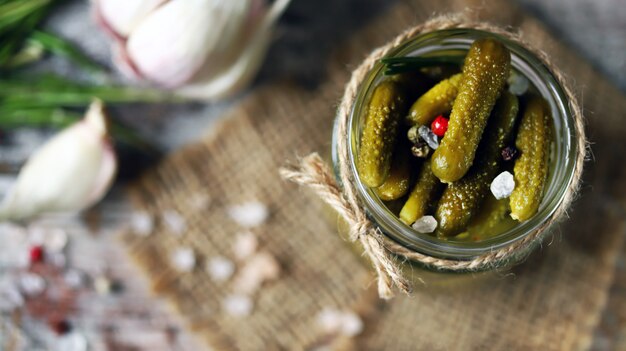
xmin=0 ymin=100 xmax=117 ymax=221
xmin=94 ymin=0 xmax=291 ymax=100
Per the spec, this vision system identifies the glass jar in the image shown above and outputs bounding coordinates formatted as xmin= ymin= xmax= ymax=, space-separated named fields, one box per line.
xmin=331 ymin=29 xmax=579 ymax=281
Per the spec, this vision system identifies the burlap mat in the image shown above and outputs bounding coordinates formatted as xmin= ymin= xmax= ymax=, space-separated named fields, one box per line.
xmin=121 ymin=0 xmax=626 ymax=349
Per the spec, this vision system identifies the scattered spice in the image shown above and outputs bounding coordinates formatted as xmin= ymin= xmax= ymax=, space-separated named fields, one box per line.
xmin=501 ymin=145 xmax=518 ymax=161
xmin=430 ymin=115 xmax=449 ymax=137
xmin=29 ymin=245 xmax=45 ymax=264
xmin=410 ymin=142 xmax=430 ymax=158
xmin=50 ymin=318 xmax=72 ymax=335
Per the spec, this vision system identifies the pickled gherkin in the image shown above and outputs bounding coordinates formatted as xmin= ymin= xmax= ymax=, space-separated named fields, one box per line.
xmin=407 ymin=73 xmax=462 ymax=125
xmin=510 ymin=96 xmax=552 ymax=221
xmin=467 ymin=197 xmax=513 ymax=237
xmin=399 ymin=159 xmax=443 ymax=225
xmin=431 ymin=38 xmax=511 ymax=183
xmin=376 ymin=141 xmax=413 ymax=201
xmin=435 ymin=92 xmax=519 ymax=237
xmin=357 ymin=80 xmax=409 ymax=187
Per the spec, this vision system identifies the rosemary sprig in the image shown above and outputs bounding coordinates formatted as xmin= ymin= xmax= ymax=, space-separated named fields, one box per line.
xmin=381 ymin=55 xmax=465 ymax=75
xmin=0 ymin=106 xmax=161 ymax=156
xmin=29 ymin=30 xmax=105 ymax=73
xmin=0 ymin=74 xmax=179 ymax=108
xmin=0 ymin=0 xmax=51 ymax=32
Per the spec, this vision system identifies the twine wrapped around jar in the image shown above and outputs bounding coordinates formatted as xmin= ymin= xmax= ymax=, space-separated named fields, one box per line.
xmin=280 ymin=14 xmax=586 ymax=299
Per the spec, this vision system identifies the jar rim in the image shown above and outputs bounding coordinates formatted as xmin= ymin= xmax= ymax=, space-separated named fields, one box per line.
xmin=335 ymin=28 xmax=579 ymax=260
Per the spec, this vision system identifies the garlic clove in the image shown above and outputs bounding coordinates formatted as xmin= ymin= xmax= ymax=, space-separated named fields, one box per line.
xmin=177 ymin=0 xmax=291 ymax=100
xmin=0 ymin=100 xmax=117 ymax=221
xmin=94 ymin=0 xmax=168 ymax=39
xmin=125 ymin=0 xmax=253 ymax=88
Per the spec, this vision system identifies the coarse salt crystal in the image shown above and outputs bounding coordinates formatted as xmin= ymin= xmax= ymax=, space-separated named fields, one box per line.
xmin=316 ymin=308 xmax=364 ymax=337
xmin=508 ymin=71 xmax=529 ymax=96
xmin=46 ymin=228 xmax=68 ymax=252
xmin=227 ymin=201 xmax=269 ymax=228
xmin=206 ymin=256 xmax=235 ymax=283
xmin=317 ymin=308 xmax=343 ymax=332
xmin=418 ymin=125 xmax=439 ymax=150
xmin=0 ymin=279 xmax=24 ymax=311
xmin=232 ymin=231 xmax=258 ymax=261
xmin=162 ymin=210 xmax=186 ymax=235
xmin=490 ymin=171 xmax=515 ymax=199
xmin=131 ymin=211 xmax=154 ymax=236
xmin=412 ymin=215 xmax=438 ymax=233
xmin=57 ymin=332 xmax=88 ymax=351
xmin=64 ymin=270 xmax=85 ymax=289
xmin=19 ymin=272 xmax=46 ymax=296
xmin=222 ymin=294 xmax=253 ymax=317
xmin=341 ymin=312 xmax=364 ymax=336
xmin=171 ymin=247 xmax=195 ymax=272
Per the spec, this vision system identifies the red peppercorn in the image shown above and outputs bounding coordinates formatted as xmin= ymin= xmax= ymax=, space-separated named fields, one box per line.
xmin=29 ymin=245 xmax=44 ymax=264
xmin=50 ymin=319 xmax=72 ymax=335
xmin=430 ymin=115 xmax=449 ymax=137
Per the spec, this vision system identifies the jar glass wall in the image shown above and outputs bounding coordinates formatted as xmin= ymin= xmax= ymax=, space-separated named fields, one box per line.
xmin=332 ymin=29 xmax=578 ymax=270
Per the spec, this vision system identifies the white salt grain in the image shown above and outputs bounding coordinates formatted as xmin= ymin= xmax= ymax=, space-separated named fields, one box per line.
xmin=317 ymin=308 xmax=343 ymax=332
xmin=207 ymin=256 xmax=235 ymax=283
xmin=19 ymin=273 xmax=46 ymax=296
xmin=317 ymin=308 xmax=364 ymax=337
xmin=46 ymin=228 xmax=68 ymax=252
xmin=64 ymin=269 xmax=85 ymax=289
xmin=412 ymin=215 xmax=438 ymax=233
xmin=0 ymin=279 xmax=24 ymax=311
xmin=228 ymin=201 xmax=269 ymax=228
xmin=171 ymin=247 xmax=195 ymax=272
xmin=418 ymin=125 xmax=439 ymax=150
xmin=162 ymin=210 xmax=187 ymax=235
xmin=48 ymin=252 xmax=66 ymax=268
xmin=222 ymin=294 xmax=253 ymax=317
xmin=341 ymin=312 xmax=364 ymax=337
xmin=508 ymin=71 xmax=529 ymax=96
xmin=232 ymin=231 xmax=258 ymax=261
xmin=57 ymin=332 xmax=88 ymax=351
xmin=131 ymin=212 xmax=154 ymax=236
xmin=490 ymin=171 xmax=515 ymax=200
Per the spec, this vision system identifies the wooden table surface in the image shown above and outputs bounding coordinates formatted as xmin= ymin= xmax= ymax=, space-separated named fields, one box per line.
xmin=0 ymin=0 xmax=624 ymax=350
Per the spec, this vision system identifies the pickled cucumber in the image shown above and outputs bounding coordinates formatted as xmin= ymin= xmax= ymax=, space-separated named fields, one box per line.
xmin=435 ymin=92 xmax=519 ymax=237
xmin=357 ymin=80 xmax=409 ymax=187
xmin=407 ymin=73 xmax=462 ymax=126
xmin=431 ymin=38 xmax=511 ymax=183
xmin=376 ymin=141 xmax=412 ymax=201
xmin=467 ymin=197 xmax=512 ymax=237
xmin=399 ymin=159 xmax=443 ymax=225
xmin=510 ymin=96 xmax=551 ymax=221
